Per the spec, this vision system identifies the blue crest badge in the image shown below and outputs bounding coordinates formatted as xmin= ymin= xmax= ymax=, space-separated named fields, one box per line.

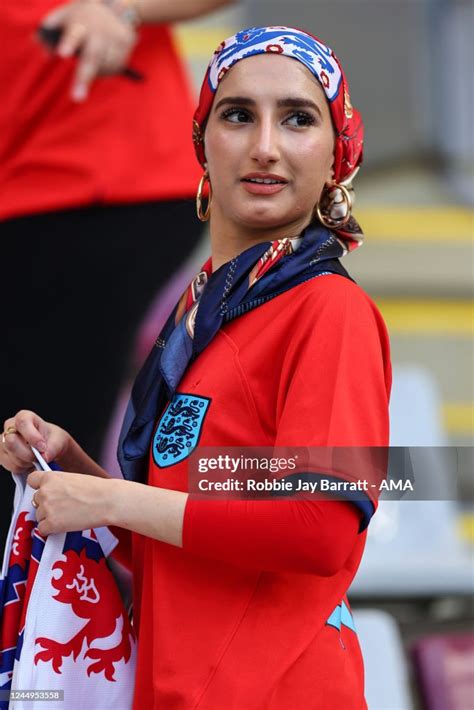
xmin=153 ymin=393 xmax=211 ymax=468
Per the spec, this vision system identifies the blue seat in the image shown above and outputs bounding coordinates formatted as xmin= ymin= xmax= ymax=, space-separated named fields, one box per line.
xmin=351 ymin=366 xmax=473 ymax=597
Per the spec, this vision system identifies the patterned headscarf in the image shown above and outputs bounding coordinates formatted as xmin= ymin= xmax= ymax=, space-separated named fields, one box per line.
xmin=192 ymin=26 xmax=365 ymax=250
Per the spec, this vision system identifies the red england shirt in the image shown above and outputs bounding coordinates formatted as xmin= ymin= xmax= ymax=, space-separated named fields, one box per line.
xmin=130 ymin=274 xmax=391 ymax=709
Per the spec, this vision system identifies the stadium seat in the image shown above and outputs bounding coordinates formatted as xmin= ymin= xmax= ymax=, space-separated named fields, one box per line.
xmin=351 ymin=366 xmax=473 ymax=597
xmin=411 ymin=632 xmax=474 ymax=710
xmin=353 ymin=609 xmax=413 ymax=710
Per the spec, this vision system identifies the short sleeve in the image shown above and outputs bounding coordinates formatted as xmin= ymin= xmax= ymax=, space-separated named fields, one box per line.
xmin=274 ymin=275 xmax=392 ymax=528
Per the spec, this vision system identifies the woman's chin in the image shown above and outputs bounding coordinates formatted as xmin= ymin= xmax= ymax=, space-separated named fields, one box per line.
xmin=233 ymin=206 xmax=302 ymax=232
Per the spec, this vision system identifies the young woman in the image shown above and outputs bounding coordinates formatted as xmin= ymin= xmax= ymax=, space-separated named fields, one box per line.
xmin=1 ymin=27 xmax=391 ymax=709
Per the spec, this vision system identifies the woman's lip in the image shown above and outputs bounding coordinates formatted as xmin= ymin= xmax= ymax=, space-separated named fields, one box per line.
xmin=241 ymin=181 xmax=288 ymax=196
xmin=242 ymin=173 xmax=288 ymax=181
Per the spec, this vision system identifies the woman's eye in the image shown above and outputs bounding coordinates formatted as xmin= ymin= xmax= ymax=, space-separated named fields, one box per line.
xmin=221 ymin=109 xmax=252 ymax=123
xmin=284 ymin=112 xmax=316 ymax=127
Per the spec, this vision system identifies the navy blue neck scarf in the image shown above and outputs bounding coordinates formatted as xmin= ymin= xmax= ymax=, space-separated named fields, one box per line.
xmin=118 ymin=222 xmax=353 ymax=482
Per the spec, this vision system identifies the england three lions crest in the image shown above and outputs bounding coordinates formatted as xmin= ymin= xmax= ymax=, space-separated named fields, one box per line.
xmin=153 ymin=394 xmax=211 ymax=468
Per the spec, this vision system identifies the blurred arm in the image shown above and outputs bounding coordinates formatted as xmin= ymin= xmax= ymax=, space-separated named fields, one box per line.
xmin=135 ymin=0 xmax=235 ymax=24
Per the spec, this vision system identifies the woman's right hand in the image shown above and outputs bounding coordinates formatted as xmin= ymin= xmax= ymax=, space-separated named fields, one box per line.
xmin=0 ymin=411 xmax=71 ymax=474
xmin=40 ymin=1 xmax=138 ymax=102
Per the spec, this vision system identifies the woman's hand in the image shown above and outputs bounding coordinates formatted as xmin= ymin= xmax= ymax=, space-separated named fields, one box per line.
xmin=1 ymin=410 xmax=71 ymax=474
xmin=40 ymin=1 xmax=138 ymax=102
xmin=27 ymin=469 xmax=114 ymax=535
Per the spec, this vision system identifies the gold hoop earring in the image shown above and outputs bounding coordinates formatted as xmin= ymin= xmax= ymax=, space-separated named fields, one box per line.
xmin=316 ymin=182 xmax=353 ymax=229
xmin=196 ymin=170 xmax=212 ymax=222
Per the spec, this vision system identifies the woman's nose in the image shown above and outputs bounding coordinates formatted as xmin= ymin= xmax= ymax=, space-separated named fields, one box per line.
xmin=249 ymin=119 xmax=281 ymax=164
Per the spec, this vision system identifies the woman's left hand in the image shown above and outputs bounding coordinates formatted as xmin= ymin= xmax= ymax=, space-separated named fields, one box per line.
xmin=27 ymin=470 xmax=115 ymax=536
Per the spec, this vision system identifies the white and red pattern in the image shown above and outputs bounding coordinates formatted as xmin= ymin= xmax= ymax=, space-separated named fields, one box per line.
xmin=0 ymin=475 xmax=136 ymax=710
xmin=207 ymin=27 xmax=343 ymax=102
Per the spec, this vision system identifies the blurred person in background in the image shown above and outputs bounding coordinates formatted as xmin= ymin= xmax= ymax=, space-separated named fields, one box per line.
xmin=0 ymin=0 xmax=235 ymax=542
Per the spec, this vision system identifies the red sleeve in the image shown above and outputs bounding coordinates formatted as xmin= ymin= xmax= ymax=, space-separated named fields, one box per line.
xmin=183 ymin=276 xmax=391 ymax=572
xmin=274 ymin=276 xmax=391 ymax=448
xmin=183 ymin=497 xmax=360 ymax=576
xmin=274 ymin=276 xmax=391 ymax=527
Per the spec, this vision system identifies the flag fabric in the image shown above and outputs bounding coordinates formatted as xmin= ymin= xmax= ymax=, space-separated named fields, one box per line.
xmin=0 ymin=472 xmax=136 ymax=710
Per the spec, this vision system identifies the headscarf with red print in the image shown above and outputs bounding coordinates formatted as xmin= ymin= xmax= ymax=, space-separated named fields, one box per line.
xmin=192 ymin=26 xmax=364 ymax=250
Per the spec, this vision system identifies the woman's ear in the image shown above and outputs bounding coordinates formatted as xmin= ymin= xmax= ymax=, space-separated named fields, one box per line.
xmin=326 ymin=158 xmax=335 ymax=186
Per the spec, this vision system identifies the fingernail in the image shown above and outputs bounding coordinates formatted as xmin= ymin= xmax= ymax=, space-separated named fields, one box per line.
xmin=37 ymin=441 xmax=47 ymax=452
xmin=72 ymin=85 xmax=87 ymax=102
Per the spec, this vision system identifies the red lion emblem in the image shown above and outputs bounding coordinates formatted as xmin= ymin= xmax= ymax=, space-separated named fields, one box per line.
xmin=34 ymin=548 xmax=135 ymax=681
xmin=11 ymin=512 xmax=36 ymax=570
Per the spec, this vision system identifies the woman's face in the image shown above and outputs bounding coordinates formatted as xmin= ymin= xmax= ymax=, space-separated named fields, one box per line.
xmin=204 ymin=53 xmax=335 ymax=236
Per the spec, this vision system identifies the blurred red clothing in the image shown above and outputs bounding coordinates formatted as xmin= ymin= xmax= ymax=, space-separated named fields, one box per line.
xmin=0 ymin=0 xmax=202 ymax=220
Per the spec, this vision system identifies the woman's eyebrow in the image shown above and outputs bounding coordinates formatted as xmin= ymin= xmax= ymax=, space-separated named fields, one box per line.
xmin=214 ymin=96 xmax=255 ymax=111
xmin=277 ymin=98 xmax=323 ymax=119
xmin=214 ymin=95 xmax=322 ymax=118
